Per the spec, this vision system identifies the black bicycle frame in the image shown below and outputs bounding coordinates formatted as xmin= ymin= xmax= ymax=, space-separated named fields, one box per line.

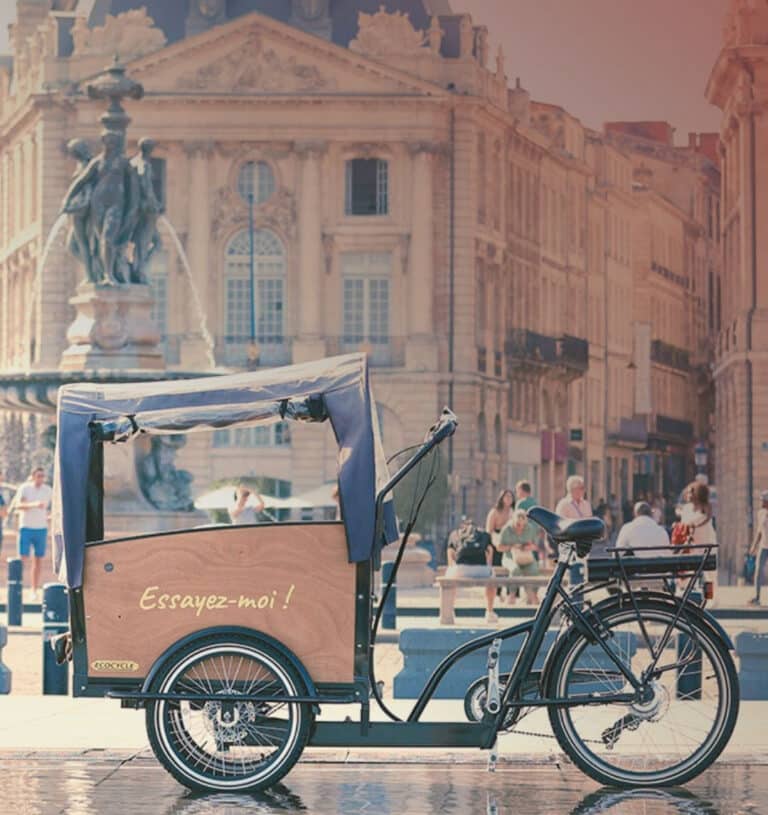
xmin=405 ymin=544 xmax=641 ymax=735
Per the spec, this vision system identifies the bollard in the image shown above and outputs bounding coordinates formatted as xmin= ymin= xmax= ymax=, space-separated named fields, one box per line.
xmin=381 ymin=561 xmax=397 ymax=630
xmin=0 ymin=626 xmax=11 ymax=693
xmin=42 ymin=583 xmax=68 ymax=695
xmin=677 ymin=591 xmax=702 ymax=700
xmin=7 ymin=557 xmax=22 ymax=627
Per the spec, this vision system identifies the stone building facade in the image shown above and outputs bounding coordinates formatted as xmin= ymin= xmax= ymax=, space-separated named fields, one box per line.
xmin=0 ymin=0 xmax=721 ymax=552
xmin=706 ymin=0 xmax=768 ymax=581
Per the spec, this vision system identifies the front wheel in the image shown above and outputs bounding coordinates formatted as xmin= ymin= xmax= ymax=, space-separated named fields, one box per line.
xmin=146 ymin=634 xmax=312 ymax=793
xmin=546 ymin=601 xmax=738 ymax=787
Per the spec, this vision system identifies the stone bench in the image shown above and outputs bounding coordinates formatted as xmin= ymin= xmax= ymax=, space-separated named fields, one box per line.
xmin=393 ymin=627 xmax=635 ymax=699
xmin=436 ymin=574 xmax=551 ymax=625
xmin=735 ymin=631 xmax=768 ymax=700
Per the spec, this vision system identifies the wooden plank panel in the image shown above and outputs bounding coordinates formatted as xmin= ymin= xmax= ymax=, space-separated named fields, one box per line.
xmin=83 ymin=523 xmax=356 ymax=683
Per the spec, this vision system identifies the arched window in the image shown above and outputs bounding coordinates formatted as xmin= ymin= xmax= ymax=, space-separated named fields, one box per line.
xmin=237 ymin=161 xmax=275 ymax=205
xmin=224 ymin=228 xmax=285 ymax=364
xmin=148 ymin=250 xmax=169 ymax=356
xmin=478 ymin=411 xmax=487 ymax=453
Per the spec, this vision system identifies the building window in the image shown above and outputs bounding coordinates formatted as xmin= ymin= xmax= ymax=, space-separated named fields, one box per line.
xmin=212 ymin=421 xmax=291 ymax=448
xmin=341 ymin=252 xmax=390 ymax=345
xmin=148 ymin=250 xmax=168 ymax=341
xmin=150 ymin=157 xmax=166 ymax=208
xmin=494 ymin=414 xmax=502 ymax=454
xmin=478 ymin=412 xmax=487 ymax=453
xmin=224 ymin=229 xmax=285 ymax=361
xmin=345 ymin=158 xmax=388 ymax=215
xmin=237 ymin=161 xmax=275 ymax=205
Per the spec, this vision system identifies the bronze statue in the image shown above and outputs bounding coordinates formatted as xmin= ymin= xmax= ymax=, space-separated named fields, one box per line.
xmin=129 ymin=137 xmax=163 ymax=284
xmin=62 ymin=139 xmax=95 ymax=282
xmin=137 ymin=435 xmax=194 ymax=511
xmin=60 ymin=62 xmax=162 ymax=287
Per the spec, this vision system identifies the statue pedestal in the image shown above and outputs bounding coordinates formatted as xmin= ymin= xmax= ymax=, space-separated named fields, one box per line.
xmin=60 ymin=283 xmax=164 ymax=371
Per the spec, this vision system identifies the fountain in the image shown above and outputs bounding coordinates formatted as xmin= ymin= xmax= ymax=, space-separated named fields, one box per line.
xmin=0 ymin=61 xmax=214 ymax=532
xmin=158 ymin=215 xmax=216 ymax=370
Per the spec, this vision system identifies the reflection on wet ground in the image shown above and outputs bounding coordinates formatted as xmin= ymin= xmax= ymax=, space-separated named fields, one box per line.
xmin=2 ymin=755 xmax=766 ymax=815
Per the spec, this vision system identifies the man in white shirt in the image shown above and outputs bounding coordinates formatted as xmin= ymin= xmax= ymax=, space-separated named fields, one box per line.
xmin=555 ymin=475 xmax=593 ymax=520
xmin=616 ymin=501 xmax=671 ymax=556
xmin=16 ymin=467 xmax=53 ymax=600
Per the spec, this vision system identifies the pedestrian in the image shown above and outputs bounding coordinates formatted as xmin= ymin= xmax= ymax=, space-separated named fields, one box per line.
xmin=445 ymin=516 xmax=498 ymax=623
xmin=16 ymin=467 xmax=53 ymax=600
xmin=516 ymin=479 xmax=549 ymax=570
xmin=499 ymin=509 xmax=540 ymax=604
xmin=229 ymin=484 xmax=266 ymax=525
xmin=485 ymin=488 xmax=515 ymax=571
xmin=678 ymin=482 xmax=716 ymax=546
xmin=0 ymin=474 xmax=7 ymax=556
xmin=514 ymin=480 xmax=537 ymax=512
xmin=615 ymin=501 xmax=671 ymax=556
xmin=748 ymin=491 xmax=768 ymax=606
xmin=554 ymin=475 xmax=593 ymax=520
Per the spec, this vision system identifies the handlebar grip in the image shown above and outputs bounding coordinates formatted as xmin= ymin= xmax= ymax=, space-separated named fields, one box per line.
xmin=426 ymin=408 xmax=458 ymax=444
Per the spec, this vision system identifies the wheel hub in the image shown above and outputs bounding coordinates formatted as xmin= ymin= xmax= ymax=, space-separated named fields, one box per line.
xmin=630 ymin=680 xmax=670 ymax=722
xmin=203 ymin=691 xmax=258 ymax=744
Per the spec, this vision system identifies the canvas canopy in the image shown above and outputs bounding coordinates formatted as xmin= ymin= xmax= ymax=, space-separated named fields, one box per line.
xmin=52 ymin=354 xmax=394 ymax=588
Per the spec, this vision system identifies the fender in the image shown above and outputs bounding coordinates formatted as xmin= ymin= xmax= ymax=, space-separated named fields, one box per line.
xmin=540 ymin=592 xmax=734 ymax=692
xmin=588 ymin=593 xmax=734 ymax=651
xmin=140 ymin=625 xmax=318 ymax=698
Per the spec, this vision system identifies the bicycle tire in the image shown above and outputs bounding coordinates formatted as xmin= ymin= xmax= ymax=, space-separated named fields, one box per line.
xmin=145 ymin=633 xmax=312 ymax=793
xmin=545 ymin=600 xmax=738 ymax=787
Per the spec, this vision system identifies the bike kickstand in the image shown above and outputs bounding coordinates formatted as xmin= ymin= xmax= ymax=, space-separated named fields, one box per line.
xmin=487 ymin=737 xmax=498 ymax=772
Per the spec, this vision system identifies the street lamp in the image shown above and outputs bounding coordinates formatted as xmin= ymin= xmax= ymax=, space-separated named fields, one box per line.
xmin=694 ymin=441 xmax=708 ymax=478
xmin=247 ymin=189 xmax=257 ymax=369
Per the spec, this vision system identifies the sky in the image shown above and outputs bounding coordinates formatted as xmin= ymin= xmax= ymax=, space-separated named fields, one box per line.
xmin=459 ymin=0 xmax=725 ymax=140
xmin=0 ymin=0 xmax=726 ymax=139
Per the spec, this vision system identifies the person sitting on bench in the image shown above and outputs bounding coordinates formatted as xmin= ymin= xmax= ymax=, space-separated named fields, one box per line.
xmin=445 ymin=516 xmax=498 ymax=623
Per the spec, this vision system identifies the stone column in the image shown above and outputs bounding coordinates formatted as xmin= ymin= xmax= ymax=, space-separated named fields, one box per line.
xmin=294 ymin=140 xmax=328 ymax=363
xmin=406 ymin=142 xmax=438 ymax=369
xmin=182 ymin=141 xmax=214 ymax=369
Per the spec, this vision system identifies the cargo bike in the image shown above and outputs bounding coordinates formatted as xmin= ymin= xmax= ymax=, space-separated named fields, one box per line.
xmin=51 ymin=354 xmax=738 ymax=792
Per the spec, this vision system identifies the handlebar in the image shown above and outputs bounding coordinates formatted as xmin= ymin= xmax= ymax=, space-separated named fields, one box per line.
xmin=375 ymin=407 xmax=458 ymax=506
xmin=424 ymin=408 xmax=459 ymax=446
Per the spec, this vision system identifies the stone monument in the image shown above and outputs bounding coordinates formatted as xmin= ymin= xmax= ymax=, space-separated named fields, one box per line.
xmin=59 ymin=60 xmax=164 ymax=371
xmin=55 ymin=60 xmax=202 ymax=522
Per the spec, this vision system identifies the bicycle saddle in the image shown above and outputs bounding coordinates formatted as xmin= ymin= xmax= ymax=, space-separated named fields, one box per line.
xmin=526 ymin=506 xmax=605 ymax=543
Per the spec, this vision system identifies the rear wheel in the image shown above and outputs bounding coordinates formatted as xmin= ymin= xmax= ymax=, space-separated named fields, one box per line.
xmin=546 ymin=601 xmax=738 ymax=787
xmin=146 ymin=634 xmax=312 ymax=792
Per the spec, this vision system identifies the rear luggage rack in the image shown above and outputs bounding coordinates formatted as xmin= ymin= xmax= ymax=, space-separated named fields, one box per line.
xmin=587 ymin=544 xmax=717 ymax=583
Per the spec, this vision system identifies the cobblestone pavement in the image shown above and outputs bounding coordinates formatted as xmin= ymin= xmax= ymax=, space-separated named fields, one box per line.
xmin=0 ymin=753 xmax=764 ymax=814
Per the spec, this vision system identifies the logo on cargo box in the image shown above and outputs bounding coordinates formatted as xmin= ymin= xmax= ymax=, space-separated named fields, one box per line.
xmin=91 ymin=660 xmax=139 ymax=672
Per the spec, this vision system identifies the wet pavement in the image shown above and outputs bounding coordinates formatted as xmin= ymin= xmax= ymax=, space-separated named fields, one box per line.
xmin=1 ymin=754 xmax=765 ymax=815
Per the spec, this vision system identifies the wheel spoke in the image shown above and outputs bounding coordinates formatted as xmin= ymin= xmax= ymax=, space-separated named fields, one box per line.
xmin=549 ymin=603 xmax=737 ymax=786
xmin=148 ymin=640 xmax=309 ymax=792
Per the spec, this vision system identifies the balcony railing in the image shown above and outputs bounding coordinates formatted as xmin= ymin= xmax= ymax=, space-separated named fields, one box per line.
xmin=654 ymin=414 xmax=694 ymax=441
xmin=326 ymin=336 xmax=406 ymax=367
xmin=505 ymin=329 xmax=588 ymax=378
xmin=651 ymin=340 xmax=690 ymax=372
xmin=216 ymin=336 xmax=292 ymax=368
xmin=608 ymin=416 xmax=648 ymax=448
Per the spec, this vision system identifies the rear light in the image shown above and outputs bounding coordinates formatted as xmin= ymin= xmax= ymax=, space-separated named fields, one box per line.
xmin=703 ymin=581 xmax=714 ymax=600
